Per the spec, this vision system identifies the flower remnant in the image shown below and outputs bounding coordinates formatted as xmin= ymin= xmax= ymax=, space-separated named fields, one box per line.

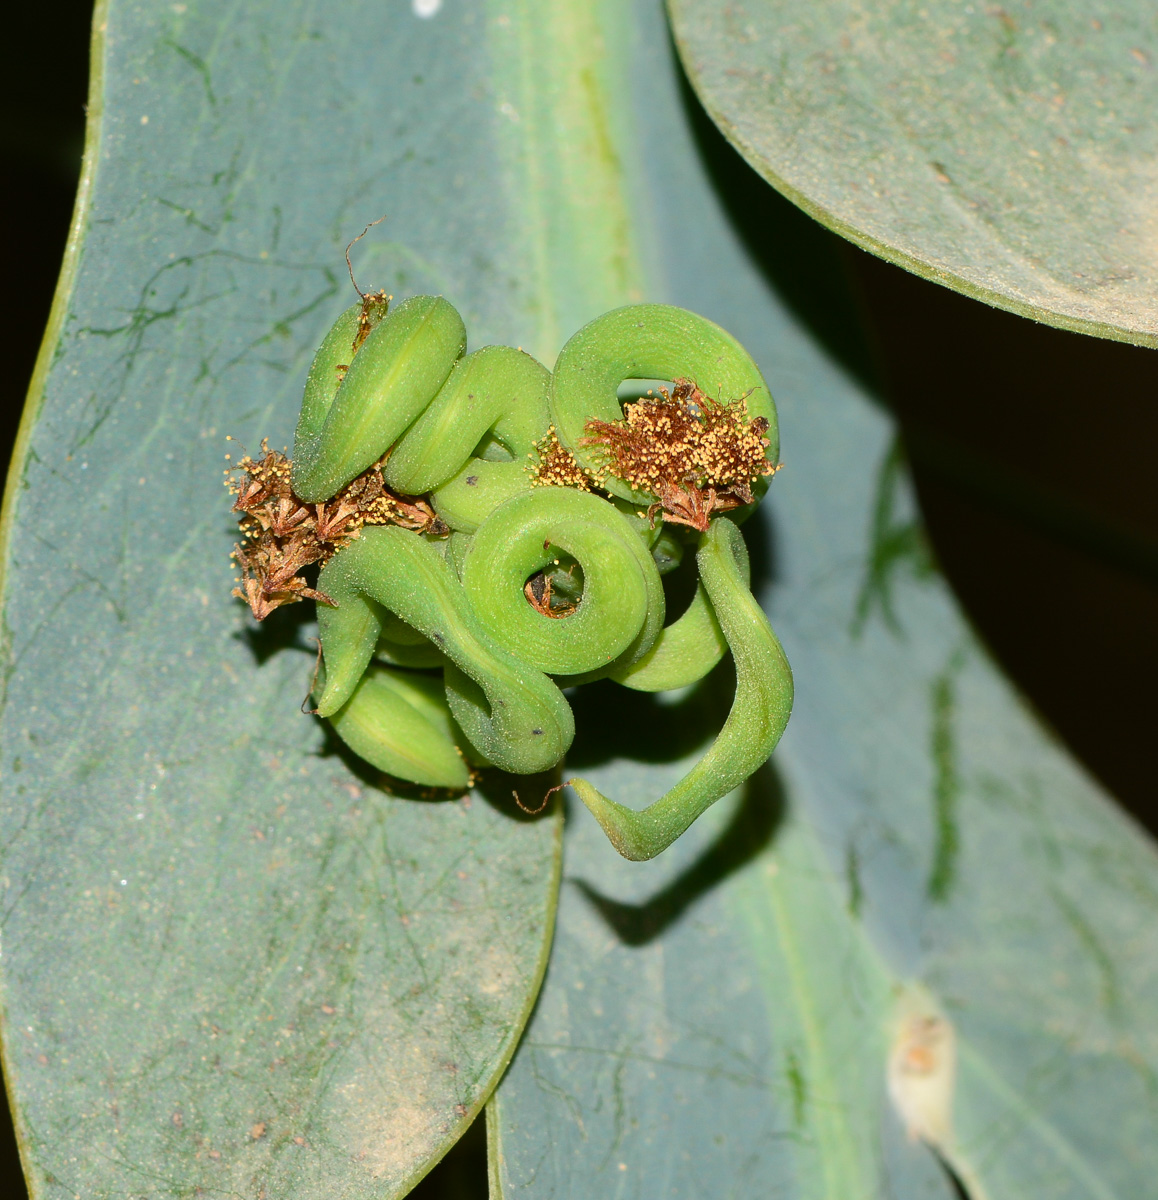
xmin=528 ymin=425 xmax=594 ymax=491
xmin=227 ymin=441 xmax=446 ymax=620
xmin=581 ymin=378 xmax=778 ymax=531
xmin=351 ymin=289 xmax=390 ymax=356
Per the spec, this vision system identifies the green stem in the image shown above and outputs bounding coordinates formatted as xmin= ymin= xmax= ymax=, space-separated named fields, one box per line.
xmin=569 ymin=517 xmax=793 ymax=860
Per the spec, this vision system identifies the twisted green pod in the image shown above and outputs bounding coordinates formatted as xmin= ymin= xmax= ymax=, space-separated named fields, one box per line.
xmin=569 ymin=517 xmax=793 ymax=859
xmin=396 ymin=346 xmax=551 ymax=532
xmin=314 ymin=524 xmax=574 ymax=775
xmin=293 ymin=296 xmax=467 ymax=502
xmin=462 ymin=488 xmax=664 ymax=677
xmin=550 ymin=304 xmax=777 ymax=508
xmin=610 ymin=576 xmax=729 ymax=692
xmin=259 ymin=290 xmax=791 ymax=857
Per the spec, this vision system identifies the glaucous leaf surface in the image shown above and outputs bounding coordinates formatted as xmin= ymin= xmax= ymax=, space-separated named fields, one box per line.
xmin=0 ymin=1 xmax=569 ymax=1196
xmin=669 ymin=0 xmax=1158 ymax=347
xmin=489 ymin=2 xmax=1158 ymax=1198
xmin=2 ymin=1 xmax=1156 ymax=1199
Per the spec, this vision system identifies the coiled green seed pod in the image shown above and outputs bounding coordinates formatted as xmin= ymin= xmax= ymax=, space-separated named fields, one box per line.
xmin=569 ymin=517 xmax=793 ymax=860
xmin=385 ymin=344 xmax=551 ymax=532
xmin=314 ymin=524 xmax=574 ymax=775
xmin=246 ymin=292 xmax=792 ymax=859
xmin=610 ymin=577 xmax=730 ymax=693
xmin=550 ymin=303 xmax=777 ymax=510
xmin=461 ymin=487 xmax=665 ymax=677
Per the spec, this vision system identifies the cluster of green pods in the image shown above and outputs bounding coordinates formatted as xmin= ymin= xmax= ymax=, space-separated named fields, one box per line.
xmin=293 ymin=294 xmax=793 ymax=860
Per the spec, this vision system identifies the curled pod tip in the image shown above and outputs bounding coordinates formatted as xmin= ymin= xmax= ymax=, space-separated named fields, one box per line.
xmin=292 ymin=295 xmax=467 ymax=502
xmin=461 ymin=487 xmax=665 ymax=678
xmin=569 ymin=517 xmax=792 ymax=860
xmin=550 ymin=304 xmax=778 ymax=510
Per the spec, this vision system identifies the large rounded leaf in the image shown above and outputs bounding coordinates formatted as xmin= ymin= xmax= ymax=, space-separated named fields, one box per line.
xmin=3 ymin=0 xmax=1158 ymax=1197
xmin=0 ymin=1 xmax=566 ymax=1196
xmin=669 ymin=0 xmax=1158 ymax=346
xmin=489 ymin=2 xmax=1158 ymax=1197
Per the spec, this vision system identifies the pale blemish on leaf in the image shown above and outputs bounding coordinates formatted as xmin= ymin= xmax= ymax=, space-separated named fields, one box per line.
xmin=335 ymin=1057 xmax=443 ymax=1187
xmin=887 ymin=986 xmax=957 ymax=1150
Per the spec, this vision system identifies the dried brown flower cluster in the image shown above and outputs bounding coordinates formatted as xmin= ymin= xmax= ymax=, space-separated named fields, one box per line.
xmin=527 ymin=426 xmax=593 ymax=491
xmin=352 ymin=289 xmax=390 ymax=356
xmin=582 ymin=378 xmax=778 ymax=531
xmin=523 ymin=571 xmax=579 ymax=619
xmin=227 ymin=441 xmax=445 ymax=620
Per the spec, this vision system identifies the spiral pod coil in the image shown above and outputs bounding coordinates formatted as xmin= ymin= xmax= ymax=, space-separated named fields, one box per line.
xmin=462 ymin=488 xmax=665 ymax=677
xmin=314 ymin=525 xmax=575 ymax=776
xmin=257 ymin=291 xmax=791 ymax=858
xmin=549 ymin=304 xmax=777 ymax=508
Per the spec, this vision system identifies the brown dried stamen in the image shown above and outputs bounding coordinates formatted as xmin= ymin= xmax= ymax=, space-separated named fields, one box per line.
xmin=527 ymin=426 xmax=594 ymax=491
xmin=226 ymin=441 xmax=446 ymax=621
xmin=523 ymin=572 xmax=579 ymax=619
xmin=580 ymin=378 xmax=778 ymax=531
xmin=351 ymin=289 xmax=390 ymax=355
xmin=344 ymin=215 xmax=391 ymax=354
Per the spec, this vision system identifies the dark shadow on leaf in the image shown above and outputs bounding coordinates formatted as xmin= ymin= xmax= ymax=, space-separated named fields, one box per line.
xmin=742 ymin=504 xmax=776 ymax=597
xmin=674 ymin=47 xmax=881 ymax=402
xmin=657 ymin=541 xmax=701 ymax=622
xmin=407 ymin=1108 xmax=488 ymax=1200
xmin=233 ymin=596 xmax=318 ymax=665
xmin=573 ymin=760 xmax=784 ymax=946
xmin=475 ymin=764 xmax=565 ymax=825
xmin=564 ymin=657 xmax=736 ymax=771
xmin=655 ymin=512 xmax=775 ymax=618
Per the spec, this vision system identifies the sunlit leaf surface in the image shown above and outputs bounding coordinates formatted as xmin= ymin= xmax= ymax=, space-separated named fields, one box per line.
xmin=669 ymin=0 xmax=1158 ymax=347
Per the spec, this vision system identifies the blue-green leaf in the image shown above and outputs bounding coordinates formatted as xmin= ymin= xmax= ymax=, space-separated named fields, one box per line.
xmin=2 ymin=1 xmax=1156 ymax=1199
xmin=0 ymin=2 xmax=566 ymax=1196
xmin=668 ymin=0 xmax=1158 ymax=347
xmin=488 ymin=4 xmax=1158 ymax=1198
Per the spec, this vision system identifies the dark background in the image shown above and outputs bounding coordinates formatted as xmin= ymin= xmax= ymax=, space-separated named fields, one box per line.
xmin=2 ymin=3 xmax=1155 ymax=1196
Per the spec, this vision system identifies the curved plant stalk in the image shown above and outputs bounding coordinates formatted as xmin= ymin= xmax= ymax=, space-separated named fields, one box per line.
xmin=569 ymin=516 xmax=793 ymax=859
xmin=610 ymin=553 xmax=743 ymax=692
xmin=315 ymin=524 xmax=575 ymax=775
